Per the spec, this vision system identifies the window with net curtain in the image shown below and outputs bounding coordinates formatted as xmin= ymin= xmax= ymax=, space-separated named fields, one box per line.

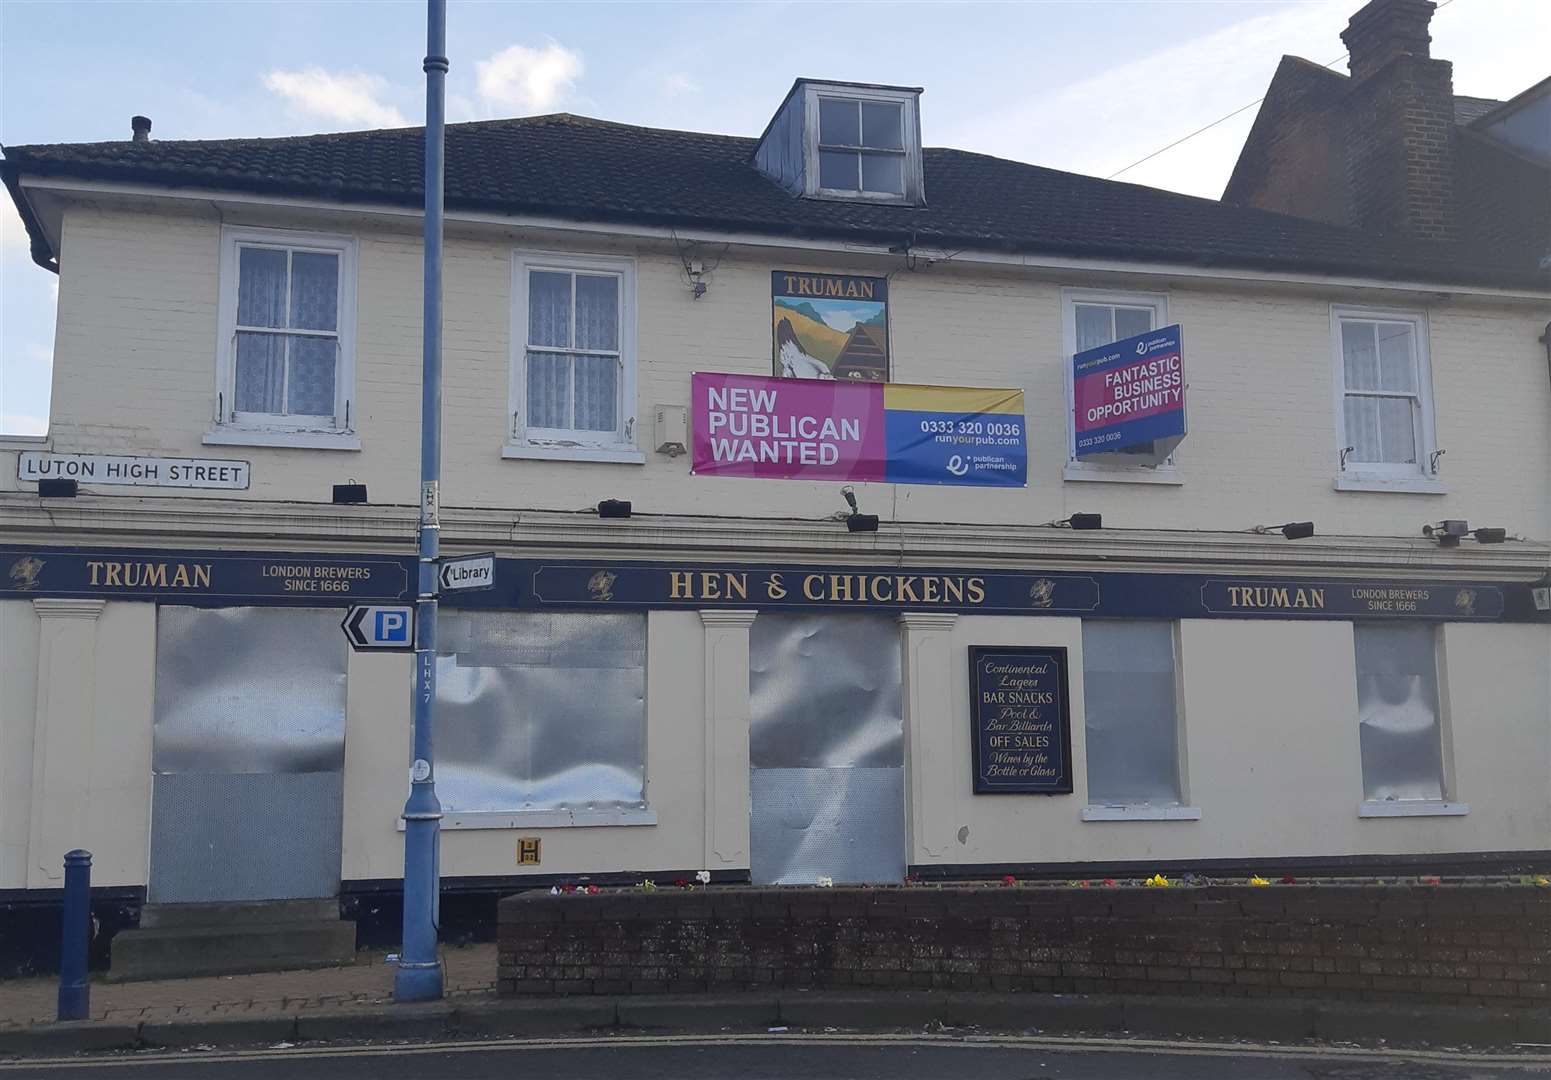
xmin=1081 ymin=620 xmax=1183 ymax=806
xmin=525 ymin=269 xmax=621 ymax=437
xmin=1071 ymin=299 xmax=1165 ymax=461
xmin=1353 ymin=623 xmax=1445 ymax=802
xmin=233 ymin=245 xmax=341 ymax=422
xmin=1338 ymin=316 xmax=1425 ymax=469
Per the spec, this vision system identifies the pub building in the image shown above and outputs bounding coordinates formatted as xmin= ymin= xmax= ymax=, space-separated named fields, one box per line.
xmin=2 ymin=0 xmax=1549 ymax=977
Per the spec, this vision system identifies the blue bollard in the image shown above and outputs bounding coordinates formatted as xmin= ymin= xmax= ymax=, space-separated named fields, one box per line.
xmin=57 ymin=850 xmax=91 ymax=1022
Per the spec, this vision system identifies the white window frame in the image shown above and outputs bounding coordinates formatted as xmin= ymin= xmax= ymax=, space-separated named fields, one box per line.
xmin=506 ymin=250 xmax=642 ymax=464
xmin=1330 ymin=305 xmax=1443 ymax=494
xmin=207 ymin=225 xmax=359 ymax=451
xmin=1061 ymin=287 xmax=1180 ymax=485
xmin=802 ymin=84 xmax=923 ymax=205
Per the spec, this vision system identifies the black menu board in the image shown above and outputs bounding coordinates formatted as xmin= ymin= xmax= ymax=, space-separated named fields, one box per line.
xmin=969 ymin=646 xmax=1073 ymax=795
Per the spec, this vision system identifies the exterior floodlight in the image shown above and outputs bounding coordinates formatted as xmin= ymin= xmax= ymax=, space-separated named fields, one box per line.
xmin=332 ymin=483 xmax=368 ymax=504
xmin=1472 ymin=527 xmax=1507 ymax=544
xmin=597 ymin=499 xmax=632 ymax=519
xmin=846 ymin=514 xmax=880 ymax=533
xmin=1422 ymin=520 xmax=1468 ymax=548
xmin=1255 ymin=521 xmax=1315 ymax=540
xmin=37 ymin=479 xmax=78 ymax=498
xmin=1062 ymin=513 xmax=1103 ymax=530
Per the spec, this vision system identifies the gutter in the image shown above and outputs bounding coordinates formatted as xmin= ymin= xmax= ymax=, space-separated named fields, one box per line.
xmin=0 ymin=157 xmax=59 ymax=274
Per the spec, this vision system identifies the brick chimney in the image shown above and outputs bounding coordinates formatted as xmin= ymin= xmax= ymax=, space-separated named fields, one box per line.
xmin=131 ymin=116 xmax=152 ymax=143
xmin=1339 ymin=0 xmax=1457 ymax=241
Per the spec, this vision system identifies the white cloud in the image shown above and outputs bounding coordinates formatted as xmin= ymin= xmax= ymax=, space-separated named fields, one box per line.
xmin=262 ymin=68 xmax=409 ymax=129
xmin=662 ymin=72 xmax=699 ymax=98
xmin=1 ymin=203 xmax=32 ymax=254
xmin=475 ymin=41 xmax=583 ymax=114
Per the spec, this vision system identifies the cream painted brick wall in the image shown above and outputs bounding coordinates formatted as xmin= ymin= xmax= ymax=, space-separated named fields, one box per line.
xmin=39 ymin=202 xmax=1551 ymax=538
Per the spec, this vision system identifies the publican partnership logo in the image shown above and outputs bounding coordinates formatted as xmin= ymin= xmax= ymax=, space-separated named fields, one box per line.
xmin=1028 ymin=578 xmax=1055 ymax=608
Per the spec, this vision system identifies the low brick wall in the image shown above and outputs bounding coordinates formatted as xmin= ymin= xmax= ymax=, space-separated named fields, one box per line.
xmin=497 ymin=884 xmax=1551 ymax=1007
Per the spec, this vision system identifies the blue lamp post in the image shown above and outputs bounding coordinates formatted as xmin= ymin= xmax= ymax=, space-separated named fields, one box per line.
xmin=395 ymin=0 xmax=447 ymax=1004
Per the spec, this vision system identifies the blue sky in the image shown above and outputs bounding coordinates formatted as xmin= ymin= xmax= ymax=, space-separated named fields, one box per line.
xmin=3 ymin=0 xmax=1546 ymax=434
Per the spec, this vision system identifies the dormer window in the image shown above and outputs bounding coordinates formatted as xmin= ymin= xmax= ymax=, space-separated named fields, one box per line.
xmin=817 ymin=96 xmax=905 ymax=196
xmin=753 ymin=79 xmax=925 ymax=206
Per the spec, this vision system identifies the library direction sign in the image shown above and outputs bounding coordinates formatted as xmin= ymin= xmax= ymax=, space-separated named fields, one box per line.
xmin=19 ymin=452 xmax=250 ymax=490
xmin=439 ymin=552 xmax=496 ymax=592
xmin=968 ymin=646 xmax=1073 ymax=795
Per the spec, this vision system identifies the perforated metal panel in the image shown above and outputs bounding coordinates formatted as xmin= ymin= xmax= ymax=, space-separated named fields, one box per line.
xmin=148 ymin=773 xmax=343 ymax=902
xmin=749 ymin=614 xmax=904 ymax=884
xmin=149 ymin=607 xmax=347 ymax=903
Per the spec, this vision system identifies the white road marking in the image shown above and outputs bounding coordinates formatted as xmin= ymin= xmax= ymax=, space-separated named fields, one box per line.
xmin=3 ymin=1031 xmax=1550 ymax=1072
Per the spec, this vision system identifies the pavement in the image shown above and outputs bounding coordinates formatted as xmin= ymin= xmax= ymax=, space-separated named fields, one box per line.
xmin=2 ymin=943 xmax=1550 ymax=1067
xmin=0 ymin=945 xmax=496 ymax=1032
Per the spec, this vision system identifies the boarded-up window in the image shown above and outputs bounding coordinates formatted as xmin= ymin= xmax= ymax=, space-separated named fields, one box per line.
xmin=1354 ymin=623 xmax=1444 ymax=801
xmin=434 ymin=612 xmax=646 ymax=813
xmin=1081 ymin=620 xmax=1182 ymax=806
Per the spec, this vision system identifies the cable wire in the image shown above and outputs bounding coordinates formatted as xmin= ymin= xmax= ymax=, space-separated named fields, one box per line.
xmin=1106 ymin=0 xmax=1460 ymax=181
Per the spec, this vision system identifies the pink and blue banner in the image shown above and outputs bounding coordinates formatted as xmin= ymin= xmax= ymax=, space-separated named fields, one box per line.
xmin=1072 ymin=324 xmax=1186 ymax=459
xmin=691 ymin=372 xmax=1026 ymax=487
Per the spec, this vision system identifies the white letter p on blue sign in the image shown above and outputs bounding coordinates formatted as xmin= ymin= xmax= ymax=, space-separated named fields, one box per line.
xmin=376 ymin=609 xmax=409 ymax=643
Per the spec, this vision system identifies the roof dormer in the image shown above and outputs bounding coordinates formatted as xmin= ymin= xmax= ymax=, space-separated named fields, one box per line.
xmin=753 ymin=79 xmax=925 ymax=206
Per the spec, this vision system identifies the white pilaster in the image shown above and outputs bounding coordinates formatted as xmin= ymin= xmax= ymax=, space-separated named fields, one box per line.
xmin=28 ymin=599 xmax=105 ymax=886
xmin=898 ymin=611 xmax=959 ymax=865
xmin=699 ymin=610 xmax=758 ymax=872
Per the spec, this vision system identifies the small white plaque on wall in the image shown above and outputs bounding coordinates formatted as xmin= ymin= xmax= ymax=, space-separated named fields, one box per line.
xmin=19 ymin=452 xmax=251 ymax=490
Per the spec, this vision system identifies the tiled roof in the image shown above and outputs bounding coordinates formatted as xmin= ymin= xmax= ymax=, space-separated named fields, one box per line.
xmin=3 ymin=113 xmax=1544 ymax=288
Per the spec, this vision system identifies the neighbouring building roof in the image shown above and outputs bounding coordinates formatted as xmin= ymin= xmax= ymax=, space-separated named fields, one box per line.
xmin=3 ymin=112 xmax=1546 ymax=290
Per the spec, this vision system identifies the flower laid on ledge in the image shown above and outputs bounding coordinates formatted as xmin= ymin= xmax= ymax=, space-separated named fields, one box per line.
xmin=1280 ymin=874 xmax=1298 ymax=884
xmin=1103 ymin=879 xmax=1118 ymax=888
xmin=1537 ymin=877 xmax=1550 ymax=888
xmin=1419 ymin=875 xmax=1442 ymax=886
xmin=1002 ymin=875 xmax=1018 ymax=886
xmin=1144 ymin=873 xmax=1171 ymax=888
xmin=638 ymin=879 xmax=657 ymax=891
xmin=696 ymin=870 xmax=712 ymax=885
xmin=1069 ymin=879 xmax=1091 ymax=888
xmin=816 ymin=875 xmax=834 ymax=888
xmin=1249 ymin=875 xmax=1271 ymax=886
xmin=585 ymin=885 xmax=601 ymax=895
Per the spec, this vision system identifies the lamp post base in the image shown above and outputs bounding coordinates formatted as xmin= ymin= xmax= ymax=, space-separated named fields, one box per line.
xmin=393 ymin=959 xmax=445 ymax=1003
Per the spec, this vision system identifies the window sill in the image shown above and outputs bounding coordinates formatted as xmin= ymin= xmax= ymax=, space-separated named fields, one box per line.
xmin=398 ymin=808 xmax=657 ymax=831
xmin=204 ymin=428 xmax=360 ymax=451
xmin=1333 ymin=475 xmax=1446 ymax=495
xmin=1358 ymin=800 xmax=1468 ymax=818
xmin=502 ymin=443 xmax=645 ymax=464
xmin=1064 ymin=463 xmax=1183 ymax=486
xmin=1081 ymin=805 xmax=1202 ymax=822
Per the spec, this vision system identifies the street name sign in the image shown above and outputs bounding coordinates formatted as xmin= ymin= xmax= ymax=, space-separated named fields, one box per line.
xmin=439 ymin=552 xmax=496 ymax=592
xmin=342 ymin=604 xmax=415 ymax=650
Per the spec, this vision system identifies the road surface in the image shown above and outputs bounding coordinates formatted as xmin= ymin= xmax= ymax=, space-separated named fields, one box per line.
xmin=2 ymin=1033 xmax=1548 ymax=1079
